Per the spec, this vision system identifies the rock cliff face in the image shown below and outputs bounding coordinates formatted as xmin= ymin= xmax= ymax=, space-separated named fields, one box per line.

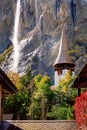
xmin=0 ymin=0 xmax=87 ymax=78
xmin=0 ymin=0 xmax=13 ymax=53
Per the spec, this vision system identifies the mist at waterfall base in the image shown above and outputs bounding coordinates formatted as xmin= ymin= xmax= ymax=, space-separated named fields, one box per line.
xmin=12 ymin=0 xmax=20 ymax=72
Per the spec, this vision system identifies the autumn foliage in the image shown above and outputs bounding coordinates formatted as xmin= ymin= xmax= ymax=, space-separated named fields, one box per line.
xmin=8 ymin=71 xmax=22 ymax=89
xmin=74 ymin=91 xmax=87 ymax=129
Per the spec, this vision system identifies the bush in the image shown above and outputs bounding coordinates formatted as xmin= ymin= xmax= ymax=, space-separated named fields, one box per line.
xmin=74 ymin=91 xmax=87 ymax=129
xmin=48 ymin=103 xmax=74 ymax=120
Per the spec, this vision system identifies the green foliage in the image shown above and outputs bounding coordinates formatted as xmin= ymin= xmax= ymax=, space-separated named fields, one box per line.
xmin=0 ymin=56 xmax=5 ymax=63
xmin=48 ymin=104 xmax=74 ymax=120
xmin=69 ymin=44 xmax=83 ymax=61
xmin=4 ymin=68 xmax=77 ymax=120
xmin=56 ymin=70 xmax=77 ymax=100
xmin=4 ymin=87 xmax=29 ymax=119
xmin=35 ymin=74 xmax=52 ymax=97
xmin=28 ymin=101 xmax=41 ymax=119
xmin=28 ymin=74 xmax=55 ymax=120
xmin=4 ymin=67 xmax=33 ymax=120
xmin=21 ymin=68 xmax=33 ymax=87
xmin=0 ymin=46 xmax=13 ymax=64
xmin=47 ymin=70 xmax=77 ymax=120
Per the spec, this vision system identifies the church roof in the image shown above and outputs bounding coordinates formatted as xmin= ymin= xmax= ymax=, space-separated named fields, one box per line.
xmin=0 ymin=68 xmax=18 ymax=94
xmin=53 ymin=24 xmax=75 ymax=71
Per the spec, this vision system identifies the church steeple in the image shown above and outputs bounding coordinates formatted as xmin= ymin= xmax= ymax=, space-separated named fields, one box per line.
xmin=53 ymin=24 xmax=75 ymax=86
xmin=53 ymin=24 xmax=75 ymax=75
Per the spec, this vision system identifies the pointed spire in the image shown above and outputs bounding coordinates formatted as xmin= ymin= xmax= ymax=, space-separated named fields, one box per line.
xmin=53 ymin=23 xmax=75 ymax=74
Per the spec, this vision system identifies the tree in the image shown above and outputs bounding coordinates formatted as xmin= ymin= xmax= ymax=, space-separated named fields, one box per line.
xmin=48 ymin=70 xmax=77 ymax=120
xmin=4 ymin=87 xmax=29 ymax=119
xmin=21 ymin=68 xmax=33 ymax=87
xmin=56 ymin=70 xmax=77 ymax=103
xmin=28 ymin=74 xmax=55 ymax=120
xmin=4 ymin=68 xmax=34 ymax=119
xmin=8 ymin=71 xmax=22 ymax=89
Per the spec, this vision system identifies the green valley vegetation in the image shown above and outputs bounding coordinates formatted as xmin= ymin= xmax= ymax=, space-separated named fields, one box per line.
xmin=4 ymin=68 xmax=77 ymax=120
xmin=0 ymin=46 xmax=13 ymax=64
xmin=28 ymin=74 xmax=55 ymax=120
xmin=48 ymin=70 xmax=77 ymax=120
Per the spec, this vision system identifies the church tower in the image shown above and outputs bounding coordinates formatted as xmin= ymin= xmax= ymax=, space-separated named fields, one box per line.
xmin=53 ymin=24 xmax=75 ymax=86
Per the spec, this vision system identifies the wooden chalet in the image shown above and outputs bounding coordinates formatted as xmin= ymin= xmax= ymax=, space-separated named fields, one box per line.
xmin=0 ymin=68 xmax=18 ymax=120
xmin=72 ymin=62 xmax=87 ymax=96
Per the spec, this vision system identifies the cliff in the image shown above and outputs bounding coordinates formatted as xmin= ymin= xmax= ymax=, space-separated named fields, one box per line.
xmin=0 ymin=0 xmax=87 ymax=78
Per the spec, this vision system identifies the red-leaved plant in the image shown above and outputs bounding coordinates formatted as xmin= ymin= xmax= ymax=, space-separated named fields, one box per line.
xmin=74 ymin=91 xmax=87 ymax=130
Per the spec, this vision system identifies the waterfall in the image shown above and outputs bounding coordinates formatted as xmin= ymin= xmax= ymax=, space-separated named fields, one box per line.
xmin=12 ymin=0 xmax=21 ymax=72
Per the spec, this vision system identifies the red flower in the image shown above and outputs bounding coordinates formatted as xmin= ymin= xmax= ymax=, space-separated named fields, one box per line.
xmin=74 ymin=91 xmax=87 ymax=128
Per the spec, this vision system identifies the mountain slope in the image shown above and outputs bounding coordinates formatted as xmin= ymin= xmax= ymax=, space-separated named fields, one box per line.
xmin=0 ymin=0 xmax=87 ymax=79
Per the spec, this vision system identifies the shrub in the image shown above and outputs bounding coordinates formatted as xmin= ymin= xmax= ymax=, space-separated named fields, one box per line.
xmin=74 ymin=91 xmax=87 ymax=129
xmin=48 ymin=103 xmax=74 ymax=120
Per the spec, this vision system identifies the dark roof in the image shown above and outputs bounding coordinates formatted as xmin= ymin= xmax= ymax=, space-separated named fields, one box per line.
xmin=53 ymin=24 xmax=75 ymax=70
xmin=72 ymin=63 xmax=87 ymax=88
xmin=0 ymin=68 xmax=18 ymax=94
xmin=75 ymin=54 xmax=87 ymax=75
